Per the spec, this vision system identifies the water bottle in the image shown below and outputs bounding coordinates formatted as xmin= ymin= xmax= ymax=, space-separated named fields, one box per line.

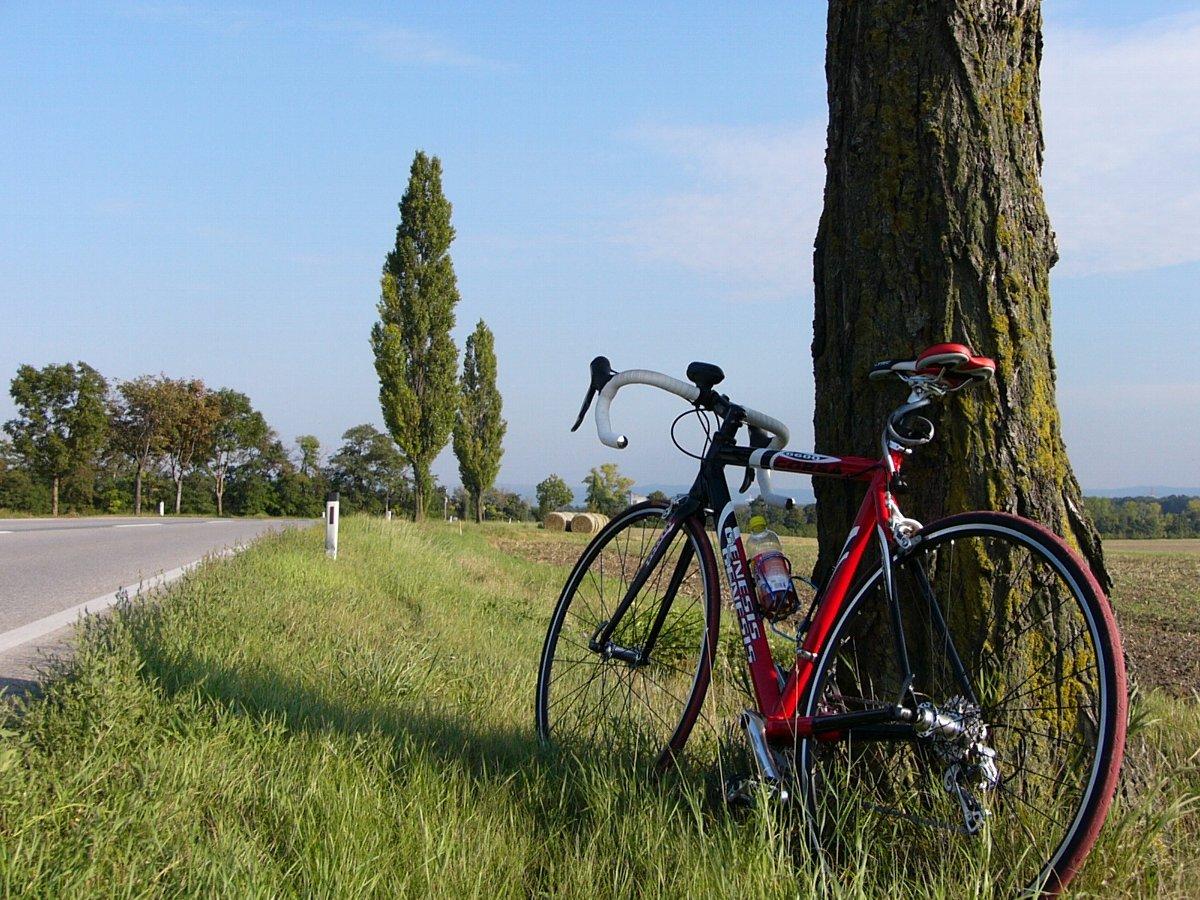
xmin=743 ymin=514 xmax=799 ymax=618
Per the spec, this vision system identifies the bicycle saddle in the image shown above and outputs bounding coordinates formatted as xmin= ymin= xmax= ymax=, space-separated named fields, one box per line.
xmin=869 ymin=343 xmax=995 ymax=384
xmin=686 ymin=361 xmax=725 ymax=391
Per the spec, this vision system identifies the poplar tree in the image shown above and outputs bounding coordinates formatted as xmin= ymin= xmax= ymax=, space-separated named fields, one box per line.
xmin=452 ymin=320 xmax=506 ymax=523
xmin=812 ymin=1 xmax=1107 ymax=586
xmin=372 ymin=151 xmax=460 ymax=520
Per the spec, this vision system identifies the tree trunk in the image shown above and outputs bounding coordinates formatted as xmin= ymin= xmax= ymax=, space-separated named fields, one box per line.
xmin=174 ymin=478 xmax=183 ymax=515
xmin=411 ymin=461 xmax=429 ymax=521
xmin=812 ymin=0 xmax=1107 ymax=588
xmin=134 ymin=464 xmax=144 ymax=516
xmin=474 ymin=490 xmax=484 ymax=524
xmin=216 ymin=489 xmax=223 ymax=517
xmin=52 ymin=476 xmax=59 ymax=517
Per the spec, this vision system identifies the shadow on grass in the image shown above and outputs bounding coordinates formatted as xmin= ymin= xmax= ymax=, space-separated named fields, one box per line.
xmin=0 ymin=674 xmax=42 ymax=700
xmin=124 ymin=636 xmax=702 ymax=841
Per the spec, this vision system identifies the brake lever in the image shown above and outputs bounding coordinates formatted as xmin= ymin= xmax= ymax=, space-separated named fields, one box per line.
xmin=571 ymin=356 xmax=618 ymax=432
xmin=738 ymin=424 xmax=773 ymax=493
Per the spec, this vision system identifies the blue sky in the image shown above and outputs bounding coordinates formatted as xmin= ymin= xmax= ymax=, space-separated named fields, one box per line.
xmin=2 ymin=1 xmax=1198 ymax=496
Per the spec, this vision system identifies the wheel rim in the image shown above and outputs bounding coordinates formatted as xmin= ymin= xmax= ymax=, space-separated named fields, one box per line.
xmin=538 ymin=507 xmax=716 ymax=766
xmin=802 ymin=523 xmax=1113 ymax=895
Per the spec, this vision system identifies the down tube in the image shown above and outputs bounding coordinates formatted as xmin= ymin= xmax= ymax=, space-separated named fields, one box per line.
xmin=774 ymin=482 xmax=883 ymax=719
xmin=715 ymin=503 xmax=782 ymax=713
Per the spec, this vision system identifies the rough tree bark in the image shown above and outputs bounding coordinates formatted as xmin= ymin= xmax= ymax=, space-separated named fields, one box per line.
xmin=812 ymin=0 xmax=1108 ymax=588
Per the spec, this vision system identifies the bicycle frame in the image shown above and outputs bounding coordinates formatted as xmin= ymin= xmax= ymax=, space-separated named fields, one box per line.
xmin=709 ymin=444 xmax=907 ymax=740
xmin=611 ymin=411 xmax=916 ymax=746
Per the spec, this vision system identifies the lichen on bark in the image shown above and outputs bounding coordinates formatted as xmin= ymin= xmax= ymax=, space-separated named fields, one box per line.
xmin=812 ymin=0 xmax=1108 ymax=589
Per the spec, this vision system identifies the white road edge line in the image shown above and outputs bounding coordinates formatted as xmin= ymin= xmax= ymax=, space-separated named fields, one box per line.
xmin=0 ymin=530 xmax=12 ymax=534
xmin=113 ymin=523 xmax=161 ymax=528
xmin=0 ymin=545 xmax=245 ymax=655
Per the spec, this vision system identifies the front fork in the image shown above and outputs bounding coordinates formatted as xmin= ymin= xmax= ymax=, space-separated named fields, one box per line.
xmin=588 ymin=516 xmax=695 ymax=665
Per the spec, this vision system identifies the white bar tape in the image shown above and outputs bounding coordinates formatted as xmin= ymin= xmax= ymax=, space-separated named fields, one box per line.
xmin=595 ymin=369 xmax=700 ymax=449
xmin=591 ymin=367 xmax=800 ymax=509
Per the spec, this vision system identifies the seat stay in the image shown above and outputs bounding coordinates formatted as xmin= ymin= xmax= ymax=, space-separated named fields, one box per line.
xmin=910 ymin=555 xmax=979 ymax=705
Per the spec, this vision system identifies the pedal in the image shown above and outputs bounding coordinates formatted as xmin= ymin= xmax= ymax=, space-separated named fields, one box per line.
xmin=722 ymin=773 xmax=789 ymax=809
xmin=723 ymin=774 xmax=757 ymax=808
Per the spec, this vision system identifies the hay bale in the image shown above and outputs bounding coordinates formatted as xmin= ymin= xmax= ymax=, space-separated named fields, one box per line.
xmin=571 ymin=512 xmax=608 ymax=535
xmin=544 ymin=511 xmax=569 ymax=532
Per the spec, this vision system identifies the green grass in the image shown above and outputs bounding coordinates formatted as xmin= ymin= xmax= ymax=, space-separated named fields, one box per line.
xmin=1 ymin=519 xmax=1197 ymax=897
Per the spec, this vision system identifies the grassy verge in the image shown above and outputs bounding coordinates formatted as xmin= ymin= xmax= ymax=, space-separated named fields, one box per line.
xmin=1 ymin=519 xmax=1196 ymax=896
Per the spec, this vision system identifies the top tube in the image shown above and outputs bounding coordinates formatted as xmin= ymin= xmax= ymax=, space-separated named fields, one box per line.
xmin=711 ymin=444 xmax=884 ymax=483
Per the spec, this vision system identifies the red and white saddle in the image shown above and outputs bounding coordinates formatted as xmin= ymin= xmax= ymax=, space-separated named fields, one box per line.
xmin=869 ymin=343 xmax=996 ymax=386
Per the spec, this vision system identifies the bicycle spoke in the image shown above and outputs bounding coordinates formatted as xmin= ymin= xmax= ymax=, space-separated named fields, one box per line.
xmin=538 ymin=506 xmax=715 ymax=768
xmin=801 ymin=522 xmax=1119 ymax=897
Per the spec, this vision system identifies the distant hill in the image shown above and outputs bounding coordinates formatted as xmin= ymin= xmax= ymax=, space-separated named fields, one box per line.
xmin=1085 ymin=487 xmax=1200 ymax=499
xmin=498 ymin=482 xmax=818 ymax=505
xmin=501 ymin=482 xmax=1198 ymax=506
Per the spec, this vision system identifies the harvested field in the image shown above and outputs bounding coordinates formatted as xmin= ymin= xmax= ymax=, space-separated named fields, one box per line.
xmin=1106 ymin=544 xmax=1200 ymax=697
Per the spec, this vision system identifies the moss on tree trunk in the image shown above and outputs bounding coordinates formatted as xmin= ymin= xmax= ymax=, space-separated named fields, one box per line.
xmin=812 ymin=0 xmax=1108 ymax=589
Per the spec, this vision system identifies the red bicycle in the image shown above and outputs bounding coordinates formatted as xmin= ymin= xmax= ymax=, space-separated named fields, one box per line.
xmin=535 ymin=345 xmax=1126 ymax=896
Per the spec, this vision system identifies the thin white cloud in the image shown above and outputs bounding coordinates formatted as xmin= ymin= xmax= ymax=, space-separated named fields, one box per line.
xmin=1042 ymin=12 xmax=1200 ymax=275
xmin=114 ymin=3 xmax=506 ymax=71
xmin=623 ymin=12 xmax=1200 ymax=294
xmin=333 ymin=22 xmax=510 ymax=72
xmin=620 ymin=124 xmax=825 ymax=303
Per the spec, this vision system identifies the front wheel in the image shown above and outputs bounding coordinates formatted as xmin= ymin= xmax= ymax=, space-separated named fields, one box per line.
xmin=800 ymin=512 xmax=1127 ymax=896
xmin=535 ymin=501 xmax=721 ymax=769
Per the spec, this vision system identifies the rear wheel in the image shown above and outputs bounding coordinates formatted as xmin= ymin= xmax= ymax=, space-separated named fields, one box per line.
xmin=800 ymin=512 xmax=1126 ymax=896
xmin=535 ymin=501 xmax=721 ymax=769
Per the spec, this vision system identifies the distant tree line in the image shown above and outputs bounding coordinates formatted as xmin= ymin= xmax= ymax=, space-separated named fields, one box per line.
xmin=0 ymin=360 xmax=448 ymax=518
xmin=447 ymin=486 xmax=532 ymax=523
xmin=751 ymin=496 xmax=1200 ymax=540
xmin=1084 ymin=496 xmax=1200 ymax=539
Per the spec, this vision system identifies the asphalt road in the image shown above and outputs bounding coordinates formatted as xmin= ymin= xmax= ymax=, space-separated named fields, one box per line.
xmin=0 ymin=516 xmax=312 ymax=691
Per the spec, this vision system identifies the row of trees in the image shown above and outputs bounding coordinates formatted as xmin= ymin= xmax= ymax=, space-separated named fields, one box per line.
xmin=1 ymin=363 xmax=279 ymax=516
xmin=533 ymin=467 xmax=1200 ymax=540
xmin=1084 ymin=496 xmax=1200 ymax=539
xmin=4 ymin=152 xmax=512 ymax=525
xmin=0 ymin=361 xmax=456 ymax=518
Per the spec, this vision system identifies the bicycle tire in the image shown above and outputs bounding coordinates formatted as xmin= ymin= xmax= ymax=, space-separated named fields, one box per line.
xmin=799 ymin=511 xmax=1126 ymax=896
xmin=535 ymin=500 xmax=722 ymax=769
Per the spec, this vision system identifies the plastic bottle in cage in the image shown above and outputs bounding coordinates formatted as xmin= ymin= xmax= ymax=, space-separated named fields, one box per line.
xmin=743 ymin=514 xmax=799 ymax=618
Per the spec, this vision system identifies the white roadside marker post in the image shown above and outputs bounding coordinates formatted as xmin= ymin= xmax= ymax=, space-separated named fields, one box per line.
xmin=158 ymin=501 xmax=165 ymax=517
xmin=325 ymin=492 xmax=339 ymax=559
